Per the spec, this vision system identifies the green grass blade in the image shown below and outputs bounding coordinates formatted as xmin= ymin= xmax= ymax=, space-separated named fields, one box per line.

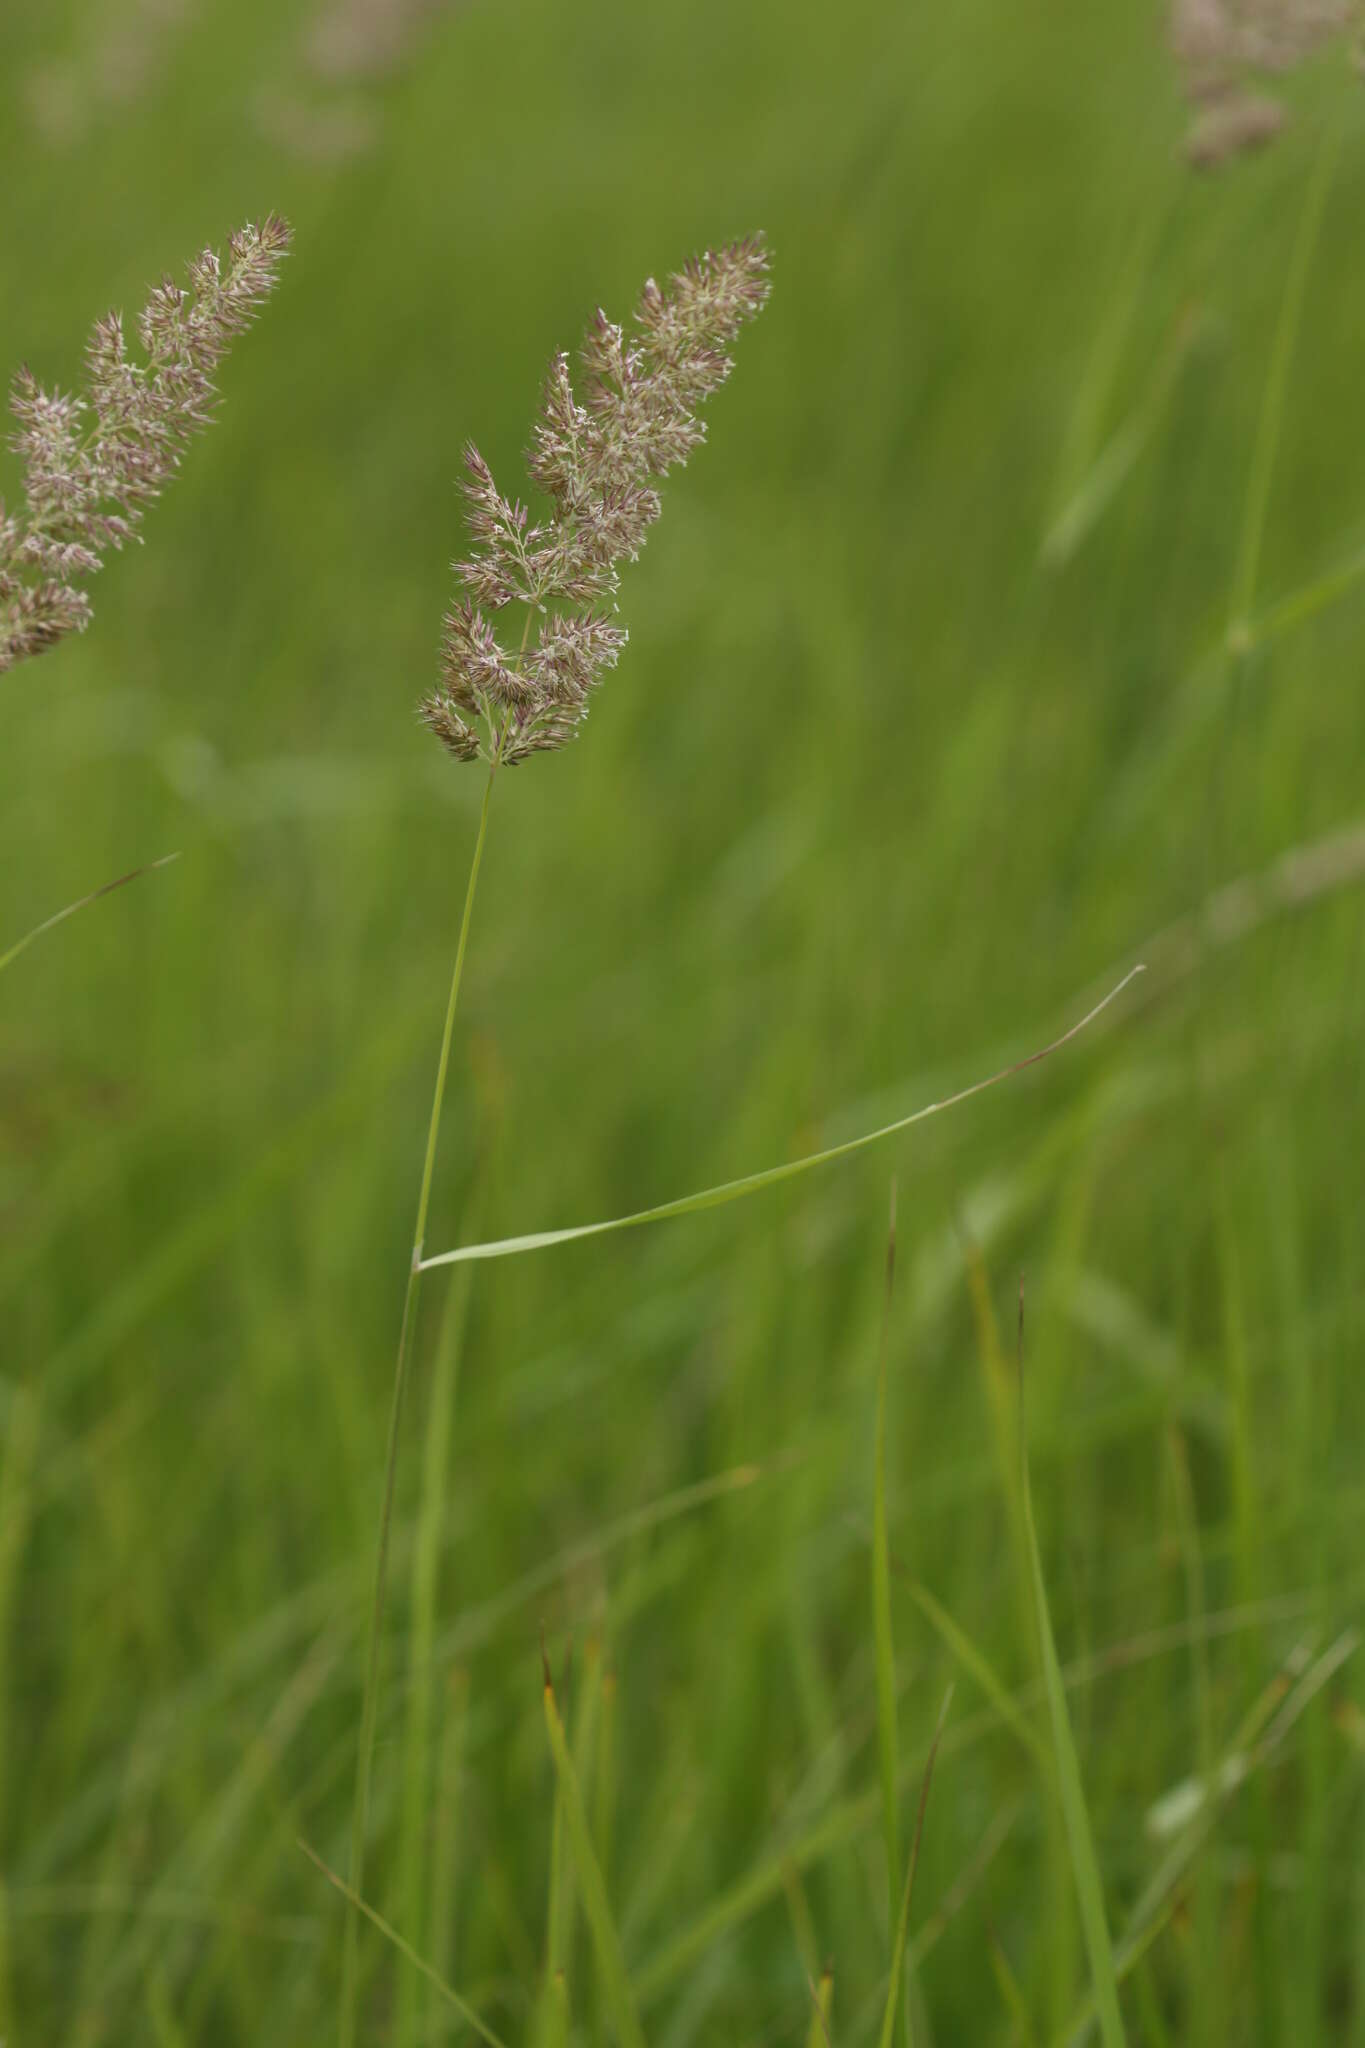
xmin=341 ymin=758 xmax=499 ymax=2048
xmin=806 ymin=1966 xmax=834 ymax=2048
xmin=426 ymin=1668 xmax=469 ymax=2020
xmin=560 ymin=1640 xmax=602 ymax=1980
xmin=1016 ymin=1285 xmax=1125 ymax=2048
xmin=1246 ymin=534 xmax=1365 ymax=649
xmin=0 ymin=853 xmax=180 ymax=978
xmin=542 ymin=1658 xmax=646 ymax=2048
xmin=1228 ymin=93 xmax=1344 ymax=634
xmin=985 ymin=1924 xmax=1038 ymax=2048
xmin=877 ymin=1689 xmax=952 ymax=2048
xmin=397 ymin=1201 xmax=481 ymax=2048
xmin=0 ymin=1388 xmax=41 ymax=2033
xmin=419 ymin=970 xmax=1143 ymax=1273
xmin=906 ymin=1583 xmax=1050 ymax=1775
xmin=299 ymin=1838 xmax=508 ymax=2048
xmin=871 ymin=1182 xmax=901 ymax=1973
xmin=1041 ymin=307 xmax=1199 ymax=571
xmin=592 ymin=1664 xmax=617 ymax=2048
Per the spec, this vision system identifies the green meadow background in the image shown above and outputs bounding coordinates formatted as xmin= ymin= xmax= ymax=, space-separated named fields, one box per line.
xmin=5 ymin=0 xmax=1365 ymax=2040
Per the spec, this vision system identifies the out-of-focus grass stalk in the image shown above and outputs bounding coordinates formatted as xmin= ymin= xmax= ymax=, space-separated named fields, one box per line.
xmin=0 ymin=1388 xmax=41 ymax=2034
xmin=1165 ymin=1424 xmax=1217 ymax=2043
xmin=805 ymin=1966 xmax=834 ymax=2047
xmin=0 ymin=854 xmax=180 ymax=978
xmin=542 ymin=1654 xmax=645 ymax=2048
xmin=871 ymin=1181 xmax=901 ymax=2007
xmin=396 ymin=1186 xmax=484 ymax=2048
xmin=592 ymin=1665 xmax=617 ymax=2048
xmin=1016 ymin=1283 xmax=1125 ymax=2048
xmin=426 ymin=1667 xmax=469 ymax=2020
xmin=875 ymin=1689 xmax=951 ymax=2048
xmin=303 ymin=1837 xmax=506 ymax=2048
xmin=1228 ymin=94 xmax=1345 ymax=641
xmin=339 ymin=720 xmax=507 ymax=2048
xmin=985 ymin=1923 xmax=1037 ymax=2048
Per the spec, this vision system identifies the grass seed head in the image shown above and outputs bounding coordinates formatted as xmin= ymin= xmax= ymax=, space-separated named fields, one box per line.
xmin=0 ymin=213 xmax=291 ymax=674
xmin=1172 ymin=0 xmax=1353 ymax=164
xmin=420 ymin=232 xmax=770 ymax=768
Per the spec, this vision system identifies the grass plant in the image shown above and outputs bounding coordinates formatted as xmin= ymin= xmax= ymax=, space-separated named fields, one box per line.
xmin=6 ymin=5 xmax=1365 ymax=2043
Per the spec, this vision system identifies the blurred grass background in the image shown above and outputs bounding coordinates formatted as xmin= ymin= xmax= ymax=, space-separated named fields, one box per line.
xmin=5 ymin=0 xmax=1365 ymax=2039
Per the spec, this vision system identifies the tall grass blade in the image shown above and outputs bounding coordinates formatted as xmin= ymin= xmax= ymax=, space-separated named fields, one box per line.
xmin=1041 ymin=308 xmax=1199 ymax=570
xmin=426 ymin=1668 xmax=469 ymax=2025
xmin=0 ymin=853 xmax=180 ymax=978
xmin=985 ymin=1924 xmax=1038 ymax=2048
xmin=340 ymin=751 xmax=500 ymax=2048
xmin=1016 ymin=1282 xmax=1125 ymax=2048
xmin=299 ymin=1838 xmax=507 ymax=2048
xmin=871 ymin=1181 xmax=901 ymax=1985
xmin=542 ymin=1654 xmax=646 ymax=2048
xmin=592 ymin=1663 xmax=617 ymax=2048
xmin=876 ymin=1688 xmax=952 ymax=2048
xmin=397 ymin=1202 xmax=482 ymax=2048
xmin=420 ymin=969 xmax=1144 ymax=1272
xmin=905 ymin=1582 xmax=1050 ymax=1775
xmin=560 ymin=1640 xmax=602 ymax=1984
xmin=1229 ymin=95 xmax=1344 ymax=635
xmin=1246 ymin=534 xmax=1365 ymax=649
xmin=0 ymin=1387 xmax=40 ymax=2032
xmin=805 ymin=1966 xmax=834 ymax=2048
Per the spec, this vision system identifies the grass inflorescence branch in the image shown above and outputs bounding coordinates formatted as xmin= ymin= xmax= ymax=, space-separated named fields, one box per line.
xmin=420 ymin=234 xmax=770 ymax=766
xmin=0 ymin=214 xmax=291 ymax=674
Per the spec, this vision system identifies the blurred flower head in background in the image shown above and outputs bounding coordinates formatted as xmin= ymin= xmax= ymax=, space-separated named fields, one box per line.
xmin=1173 ymin=0 xmax=1355 ymax=164
xmin=0 ymin=216 xmax=291 ymax=674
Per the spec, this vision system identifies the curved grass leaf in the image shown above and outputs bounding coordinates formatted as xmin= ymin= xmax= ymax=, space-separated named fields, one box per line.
xmin=419 ymin=969 xmax=1144 ymax=1273
xmin=0 ymin=854 xmax=179 ymax=978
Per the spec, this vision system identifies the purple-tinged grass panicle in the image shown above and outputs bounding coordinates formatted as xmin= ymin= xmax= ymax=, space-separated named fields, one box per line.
xmin=1172 ymin=0 xmax=1354 ymax=166
xmin=419 ymin=233 xmax=771 ymax=768
xmin=0 ymin=214 xmax=291 ymax=675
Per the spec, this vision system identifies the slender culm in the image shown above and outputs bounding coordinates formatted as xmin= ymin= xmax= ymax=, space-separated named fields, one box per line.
xmin=338 ymin=233 xmax=770 ymax=2048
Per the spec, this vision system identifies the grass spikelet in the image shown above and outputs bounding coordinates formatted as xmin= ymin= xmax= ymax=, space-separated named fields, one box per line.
xmin=1016 ymin=1280 xmax=1126 ymax=2048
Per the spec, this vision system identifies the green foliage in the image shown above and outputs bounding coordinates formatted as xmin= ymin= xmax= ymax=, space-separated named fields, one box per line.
xmin=4 ymin=1 xmax=1365 ymax=2043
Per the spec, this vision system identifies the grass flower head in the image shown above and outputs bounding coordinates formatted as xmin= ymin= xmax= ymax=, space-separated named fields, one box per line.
xmin=420 ymin=232 xmax=770 ymax=767
xmin=0 ymin=213 xmax=291 ymax=673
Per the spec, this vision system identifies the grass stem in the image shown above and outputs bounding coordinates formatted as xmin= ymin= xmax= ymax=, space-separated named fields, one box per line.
xmin=338 ymin=742 xmax=502 ymax=2048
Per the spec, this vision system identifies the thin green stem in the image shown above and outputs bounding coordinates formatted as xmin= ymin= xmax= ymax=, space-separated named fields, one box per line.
xmin=338 ymin=739 xmax=502 ymax=2048
xmin=871 ymin=1183 xmax=901 ymax=1992
xmin=0 ymin=853 xmax=180 ymax=979
xmin=1229 ymin=96 xmax=1344 ymax=638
